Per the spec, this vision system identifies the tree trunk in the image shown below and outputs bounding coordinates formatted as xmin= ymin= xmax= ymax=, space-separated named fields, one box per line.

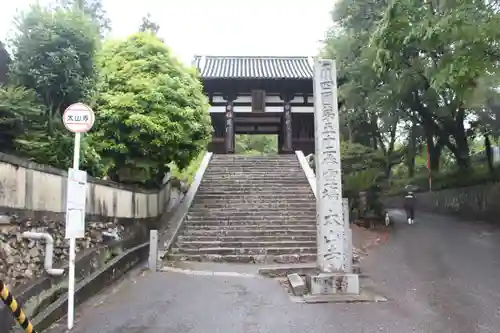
xmin=485 ymin=133 xmax=494 ymax=175
xmin=426 ymin=135 xmax=442 ymax=172
xmin=407 ymin=122 xmax=417 ymax=178
xmin=422 ymin=119 xmax=441 ymax=172
xmin=447 ymin=107 xmax=471 ymax=170
xmin=452 ymin=130 xmax=470 ymax=170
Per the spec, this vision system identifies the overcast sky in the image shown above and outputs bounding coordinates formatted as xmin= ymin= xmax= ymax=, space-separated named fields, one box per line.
xmin=0 ymin=0 xmax=334 ymax=64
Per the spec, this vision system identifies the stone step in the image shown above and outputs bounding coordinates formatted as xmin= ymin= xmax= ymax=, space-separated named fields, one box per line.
xmin=184 ymin=220 xmax=316 ymax=226
xmin=210 ymin=160 xmax=298 ymax=163
xmin=210 ymin=159 xmax=297 ymax=161
xmin=170 ymin=246 xmax=316 ymax=255
xmin=193 ymin=198 xmax=315 ymax=203
xmin=196 ymin=190 xmax=313 ymax=195
xmin=165 ymin=253 xmax=316 ymax=264
xmin=206 ymin=165 xmax=300 ymax=170
xmin=211 ymin=155 xmax=296 ymax=159
xmin=200 ymin=181 xmax=309 ymax=185
xmin=187 ymin=208 xmax=314 ymax=215
xmin=175 ymin=240 xmax=317 ymax=249
xmin=194 ymin=193 xmax=314 ymax=199
xmin=211 ymin=154 xmax=295 ymax=157
xmin=189 ymin=206 xmax=315 ymax=211
xmin=210 ymin=156 xmax=296 ymax=159
xmin=197 ymin=177 xmax=309 ymax=187
xmin=198 ymin=184 xmax=311 ymax=188
xmin=185 ymin=218 xmax=315 ymax=224
xmin=183 ymin=220 xmax=316 ymax=226
xmin=193 ymin=198 xmax=315 ymax=202
xmin=195 ymin=192 xmax=312 ymax=197
xmin=197 ymin=188 xmax=312 ymax=193
xmin=206 ymin=168 xmax=302 ymax=172
xmin=185 ymin=215 xmax=315 ymax=221
xmin=177 ymin=235 xmax=316 ymax=242
xmin=199 ymin=183 xmax=309 ymax=187
xmin=204 ymin=170 xmax=304 ymax=175
xmin=193 ymin=201 xmax=315 ymax=206
xmin=201 ymin=177 xmax=306 ymax=182
xmin=181 ymin=225 xmax=316 ymax=231
xmin=205 ymin=172 xmax=303 ymax=176
xmin=191 ymin=203 xmax=316 ymax=209
xmin=180 ymin=225 xmax=317 ymax=238
xmin=204 ymin=170 xmax=304 ymax=178
xmin=186 ymin=214 xmax=315 ymax=221
xmin=200 ymin=180 xmax=309 ymax=186
xmin=206 ymin=172 xmax=301 ymax=176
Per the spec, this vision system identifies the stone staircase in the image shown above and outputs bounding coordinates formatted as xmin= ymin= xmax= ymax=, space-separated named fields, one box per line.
xmin=166 ymin=154 xmax=317 ymax=264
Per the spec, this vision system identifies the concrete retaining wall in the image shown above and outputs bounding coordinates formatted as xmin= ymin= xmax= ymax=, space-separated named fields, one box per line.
xmin=0 ymin=152 xmax=182 ymax=218
xmin=384 ymin=182 xmax=500 ymax=222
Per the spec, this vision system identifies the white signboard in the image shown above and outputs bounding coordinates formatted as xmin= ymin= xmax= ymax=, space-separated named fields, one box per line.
xmin=65 ymin=168 xmax=87 ymax=239
xmin=63 ymin=103 xmax=95 ymax=133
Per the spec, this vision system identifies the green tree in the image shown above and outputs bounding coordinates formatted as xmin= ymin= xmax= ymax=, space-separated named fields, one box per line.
xmin=5 ymin=4 xmax=103 ymax=174
xmin=0 ymin=41 xmax=10 ymax=84
xmin=53 ymin=0 xmax=111 ymax=37
xmin=0 ymin=86 xmax=43 ymax=153
xmin=370 ymin=0 xmax=500 ymax=170
xmin=139 ymin=13 xmax=160 ymax=35
xmin=9 ymin=4 xmax=100 ymax=134
xmin=323 ymin=0 xmax=500 ymax=190
xmin=322 ymin=0 xmax=404 ymax=178
xmin=235 ymin=134 xmax=277 ymax=154
xmin=93 ymin=32 xmax=212 ymax=186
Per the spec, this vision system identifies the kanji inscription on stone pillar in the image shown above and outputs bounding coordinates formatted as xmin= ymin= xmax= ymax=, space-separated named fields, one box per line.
xmin=313 ymin=59 xmax=346 ymax=272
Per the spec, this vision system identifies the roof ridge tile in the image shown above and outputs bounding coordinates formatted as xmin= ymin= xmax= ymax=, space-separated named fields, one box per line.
xmin=195 ymin=55 xmax=313 ymax=79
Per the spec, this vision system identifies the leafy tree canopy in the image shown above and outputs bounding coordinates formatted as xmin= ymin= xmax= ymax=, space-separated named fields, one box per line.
xmin=4 ymin=4 xmax=103 ymax=173
xmin=0 ymin=41 xmax=10 ymax=84
xmin=235 ymin=135 xmax=277 ymax=155
xmin=322 ymin=0 xmax=500 ymax=190
xmin=92 ymin=32 xmax=212 ymax=186
xmin=139 ymin=13 xmax=160 ymax=35
xmin=0 ymin=86 xmax=43 ymax=153
xmin=52 ymin=0 xmax=111 ymax=37
xmin=9 ymin=4 xmax=100 ymax=133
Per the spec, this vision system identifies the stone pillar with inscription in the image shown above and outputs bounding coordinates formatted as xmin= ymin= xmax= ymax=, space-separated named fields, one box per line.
xmin=283 ymin=101 xmax=293 ymax=153
xmin=225 ymin=100 xmax=235 ymax=154
xmin=310 ymin=58 xmax=359 ymax=295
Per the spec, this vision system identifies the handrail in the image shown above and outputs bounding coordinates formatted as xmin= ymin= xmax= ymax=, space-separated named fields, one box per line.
xmin=295 ymin=151 xmax=317 ymax=198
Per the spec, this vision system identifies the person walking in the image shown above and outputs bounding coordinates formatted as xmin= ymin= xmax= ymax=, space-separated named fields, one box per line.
xmin=404 ymin=190 xmax=416 ymax=224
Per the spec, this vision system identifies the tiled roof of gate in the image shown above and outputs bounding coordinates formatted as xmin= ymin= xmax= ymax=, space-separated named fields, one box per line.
xmin=193 ymin=55 xmax=313 ymax=79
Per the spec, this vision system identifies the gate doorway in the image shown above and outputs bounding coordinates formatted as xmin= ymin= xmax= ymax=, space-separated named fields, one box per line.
xmin=235 ymin=134 xmax=278 ymax=155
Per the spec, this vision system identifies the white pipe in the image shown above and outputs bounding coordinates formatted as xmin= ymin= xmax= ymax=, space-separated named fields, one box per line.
xmin=22 ymin=231 xmax=65 ymax=276
xmin=102 ymin=231 xmax=120 ymax=241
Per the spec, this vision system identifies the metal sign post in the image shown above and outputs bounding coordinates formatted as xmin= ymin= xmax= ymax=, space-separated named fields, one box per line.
xmin=62 ymin=103 xmax=95 ymax=330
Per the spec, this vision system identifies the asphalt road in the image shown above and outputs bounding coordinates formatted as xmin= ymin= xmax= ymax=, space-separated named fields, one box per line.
xmin=44 ymin=211 xmax=500 ymax=333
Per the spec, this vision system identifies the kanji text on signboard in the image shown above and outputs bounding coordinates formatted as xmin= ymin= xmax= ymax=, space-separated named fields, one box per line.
xmin=63 ymin=103 xmax=95 ymax=133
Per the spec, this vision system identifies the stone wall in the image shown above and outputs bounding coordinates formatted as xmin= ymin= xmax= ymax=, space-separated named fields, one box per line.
xmin=384 ymin=182 xmax=500 ymax=222
xmin=0 ymin=152 xmax=188 ymax=288
xmin=0 ymin=153 xmax=180 ymax=218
